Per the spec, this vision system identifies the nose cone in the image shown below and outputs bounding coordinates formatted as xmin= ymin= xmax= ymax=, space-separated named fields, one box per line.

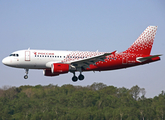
xmin=2 ymin=57 xmax=10 ymax=65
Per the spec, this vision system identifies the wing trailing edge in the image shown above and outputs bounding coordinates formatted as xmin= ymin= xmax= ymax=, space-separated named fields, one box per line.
xmin=70 ymin=50 xmax=116 ymax=69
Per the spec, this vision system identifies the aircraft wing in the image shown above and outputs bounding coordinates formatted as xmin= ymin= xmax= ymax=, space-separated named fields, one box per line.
xmin=70 ymin=51 xmax=116 ymax=69
xmin=137 ymin=54 xmax=162 ymax=62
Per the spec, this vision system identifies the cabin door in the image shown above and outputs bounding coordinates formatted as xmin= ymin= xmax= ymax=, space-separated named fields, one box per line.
xmin=25 ymin=51 xmax=30 ymax=61
xmin=122 ymin=57 xmax=127 ymax=64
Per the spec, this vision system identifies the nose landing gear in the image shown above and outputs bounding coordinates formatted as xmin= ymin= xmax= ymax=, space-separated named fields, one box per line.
xmin=24 ymin=69 xmax=29 ymax=79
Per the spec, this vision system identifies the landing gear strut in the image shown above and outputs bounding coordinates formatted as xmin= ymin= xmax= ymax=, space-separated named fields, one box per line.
xmin=24 ymin=69 xmax=29 ymax=79
xmin=71 ymin=71 xmax=85 ymax=82
xmin=78 ymin=69 xmax=84 ymax=80
xmin=72 ymin=72 xmax=78 ymax=82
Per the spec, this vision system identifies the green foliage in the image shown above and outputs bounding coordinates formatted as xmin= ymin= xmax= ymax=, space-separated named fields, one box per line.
xmin=0 ymin=83 xmax=164 ymax=120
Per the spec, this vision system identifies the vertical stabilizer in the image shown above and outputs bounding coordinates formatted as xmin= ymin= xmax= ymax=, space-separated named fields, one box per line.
xmin=124 ymin=26 xmax=158 ymax=55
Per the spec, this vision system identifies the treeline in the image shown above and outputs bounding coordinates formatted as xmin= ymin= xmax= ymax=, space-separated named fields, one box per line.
xmin=0 ymin=83 xmax=165 ymax=120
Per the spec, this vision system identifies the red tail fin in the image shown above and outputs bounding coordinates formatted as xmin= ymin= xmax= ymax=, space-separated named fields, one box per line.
xmin=124 ymin=26 xmax=158 ymax=55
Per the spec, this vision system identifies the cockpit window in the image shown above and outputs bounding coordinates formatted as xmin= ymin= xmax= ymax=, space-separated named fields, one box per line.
xmin=9 ymin=54 xmax=19 ymax=57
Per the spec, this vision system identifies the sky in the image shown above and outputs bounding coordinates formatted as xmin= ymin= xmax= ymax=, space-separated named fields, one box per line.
xmin=0 ymin=0 xmax=165 ymax=98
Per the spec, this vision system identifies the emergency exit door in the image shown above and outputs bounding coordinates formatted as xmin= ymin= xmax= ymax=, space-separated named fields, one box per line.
xmin=25 ymin=51 xmax=30 ymax=61
xmin=122 ymin=57 xmax=127 ymax=64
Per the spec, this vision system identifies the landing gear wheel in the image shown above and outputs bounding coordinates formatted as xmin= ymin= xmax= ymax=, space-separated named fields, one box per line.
xmin=24 ymin=69 xmax=29 ymax=79
xmin=72 ymin=76 xmax=78 ymax=82
xmin=24 ymin=75 xmax=28 ymax=79
xmin=78 ymin=74 xmax=84 ymax=80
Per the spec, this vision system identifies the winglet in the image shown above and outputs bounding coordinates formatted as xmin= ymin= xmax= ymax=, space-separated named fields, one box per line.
xmin=104 ymin=50 xmax=116 ymax=56
xmin=111 ymin=50 xmax=117 ymax=55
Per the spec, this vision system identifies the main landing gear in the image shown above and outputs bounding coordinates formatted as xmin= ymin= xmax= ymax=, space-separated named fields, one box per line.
xmin=24 ymin=69 xmax=29 ymax=79
xmin=72 ymin=71 xmax=85 ymax=82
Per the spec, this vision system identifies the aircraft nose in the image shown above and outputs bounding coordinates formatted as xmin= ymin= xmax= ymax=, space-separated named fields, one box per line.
xmin=2 ymin=57 xmax=10 ymax=65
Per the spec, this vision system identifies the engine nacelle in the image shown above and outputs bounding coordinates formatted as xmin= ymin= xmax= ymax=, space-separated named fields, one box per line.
xmin=51 ymin=63 xmax=69 ymax=74
xmin=43 ymin=69 xmax=59 ymax=76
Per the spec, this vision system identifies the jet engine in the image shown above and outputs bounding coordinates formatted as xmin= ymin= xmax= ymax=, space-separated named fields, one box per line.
xmin=43 ymin=69 xmax=59 ymax=76
xmin=51 ymin=63 xmax=69 ymax=74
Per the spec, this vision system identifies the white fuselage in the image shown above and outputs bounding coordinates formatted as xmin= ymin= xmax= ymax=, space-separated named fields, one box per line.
xmin=3 ymin=50 xmax=69 ymax=69
xmin=2 ymin=49 xmax=103 ymax=69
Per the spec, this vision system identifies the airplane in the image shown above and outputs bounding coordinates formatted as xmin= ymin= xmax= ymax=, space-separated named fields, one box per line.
xmin=2 ymin=26 xmax=161 ymax=82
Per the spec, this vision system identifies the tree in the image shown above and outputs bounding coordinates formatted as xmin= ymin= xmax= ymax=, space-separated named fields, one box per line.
xmin=0 ymin=83 xmax=164 ymax=119
xmin=90 ymin=82 xmax=107 ymax=91
xmin=129 ymin=85 xmax=141 ymax=100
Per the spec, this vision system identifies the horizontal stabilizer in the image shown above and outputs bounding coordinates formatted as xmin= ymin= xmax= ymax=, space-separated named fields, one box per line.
xmin=137 ymin=54 xmax=162 ymax=62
